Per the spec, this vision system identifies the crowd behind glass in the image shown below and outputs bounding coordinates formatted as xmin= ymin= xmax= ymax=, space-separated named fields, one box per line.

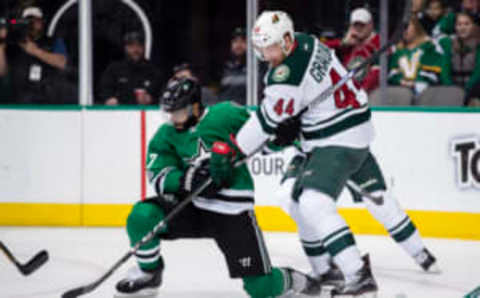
xmin=1 ymin=0 xmax=479 ymax=107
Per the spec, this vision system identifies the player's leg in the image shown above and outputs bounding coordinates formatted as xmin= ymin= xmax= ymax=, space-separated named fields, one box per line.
xmin=294 ymin=146 xmax=377 ymax=296
xmin=350 ymin=152 xmax=439 ymax=272
xmin=209 ymin=209 xmax=321 ymax=297
xmin=115 ymin=200 xmax=200 ymax=297
xmin=277 ymin=154 xmax=342 ymax=285
xmin=115 ymin=200 xmax=166 ymax=296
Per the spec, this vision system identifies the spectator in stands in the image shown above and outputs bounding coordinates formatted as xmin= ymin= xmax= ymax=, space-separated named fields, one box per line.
xmin=1 ymin=6 xmax=72 ymax=104
xmin=419 ymin=0 xmax=448 ymax=35
xmin=440 ymin=11 xmax=480 ymax=96
xmin=433 ymin=0 xmax=480 ymax=37
xmin=324 ymin=8 xmax=380 ymax=94
xmin=98 ymin=31 xmax=163 ymax=105
xmin=218 ymin=27 xmax=247 ymax=105
xmin=171 ymin=62 xmax=218 ymax=106
xmin=371 ymin=16 xmax=464 ymax=106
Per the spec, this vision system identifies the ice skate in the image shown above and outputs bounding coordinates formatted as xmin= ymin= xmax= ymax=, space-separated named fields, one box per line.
xmin=114 ymin=265 xmax=163 ymax=297
xmin=332 ymin=255 xmax=377 ymax=298
xmin=282 ymin=267 xmax=324 ymax=297
xmin=307 ymin=266 xmax=344 ymax=291
xmin=415 ymin=248 xmax=441 ymax=273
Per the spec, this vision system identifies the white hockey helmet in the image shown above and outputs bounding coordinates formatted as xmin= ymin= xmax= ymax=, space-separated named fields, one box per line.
xmin=252 ymin=11 xmax=295 ymax=60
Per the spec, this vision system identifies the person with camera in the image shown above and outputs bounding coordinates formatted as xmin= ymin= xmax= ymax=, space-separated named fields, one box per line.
xmin=1 ymin=6 xmax=70 ymax=104
xmin=98 ymin=31 xmax=163 ymax=106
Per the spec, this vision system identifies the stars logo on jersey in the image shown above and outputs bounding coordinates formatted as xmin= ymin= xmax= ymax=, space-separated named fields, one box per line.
xmin=185 ymin=139 xmax=211 ymax=167
xmin=272 ymin=65 xmax=290 ymax=82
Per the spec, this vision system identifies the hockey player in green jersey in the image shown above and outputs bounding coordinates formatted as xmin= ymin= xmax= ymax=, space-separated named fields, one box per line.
xmin=114 ymin=78 xmax=321 ymax=298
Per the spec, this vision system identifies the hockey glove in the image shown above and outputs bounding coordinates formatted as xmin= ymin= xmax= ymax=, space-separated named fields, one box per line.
xmin=272 ymin=115 xmax=301 ymax=147
xmin=210 ymin=141 xmax=236 ymax=187
xmin=178 ymin=159 xmax=221 ymax=199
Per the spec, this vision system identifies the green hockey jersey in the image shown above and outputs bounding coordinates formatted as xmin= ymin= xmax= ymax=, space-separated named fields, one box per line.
xmin=388 ymin=40 xmax=451 ymax=87
xmin=146 ymin=102 xmax=254 ymax=215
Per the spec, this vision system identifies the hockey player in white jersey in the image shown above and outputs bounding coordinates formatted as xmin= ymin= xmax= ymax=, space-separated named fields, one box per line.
xmin=209 ymin=10 xmax=442 ymax=297
xmin=251 ymin=9 xmax=439 ymax=286
xmin=210 ymin=11 xmax=381 ymax=297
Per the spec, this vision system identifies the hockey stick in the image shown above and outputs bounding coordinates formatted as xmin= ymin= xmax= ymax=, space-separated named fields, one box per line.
xmin=0 ymin=241 xmax=49 ymax=276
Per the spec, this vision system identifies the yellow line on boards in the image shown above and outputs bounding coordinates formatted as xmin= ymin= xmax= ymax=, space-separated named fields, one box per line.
xmin=0 ymin=203 xmax=479 ymax=240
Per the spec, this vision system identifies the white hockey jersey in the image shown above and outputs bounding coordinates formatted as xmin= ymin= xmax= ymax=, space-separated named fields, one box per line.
xmin=251 ymin=32 xmax=375 ymax=153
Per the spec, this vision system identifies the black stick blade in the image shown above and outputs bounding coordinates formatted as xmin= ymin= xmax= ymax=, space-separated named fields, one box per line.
xmin=20 ymin=250 xmax=49 ymax=275
xmin=62 ymin=287 xmax=86 ymax=298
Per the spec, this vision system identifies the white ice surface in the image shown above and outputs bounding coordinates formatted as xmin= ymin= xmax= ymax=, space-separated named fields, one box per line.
xmin=0 ymin=227 xmax=479 ymax=298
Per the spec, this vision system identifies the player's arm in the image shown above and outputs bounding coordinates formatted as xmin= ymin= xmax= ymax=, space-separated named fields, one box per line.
xmin=235 ymin=87 xmax=301 ymax=156
xmin=148 ymin=134 xmax=220 ymax=199
xmin=146 ymin=134 xmax=184 ymax=197
xmin=226 ymin=101 xmax=253 ymax=134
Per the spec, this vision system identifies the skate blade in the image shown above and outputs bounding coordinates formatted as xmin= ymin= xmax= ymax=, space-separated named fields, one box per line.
xmin=114 ymin=288 xmax=158 ymax=298
xmin=332 ymin=290 xmax=378 ymax=298
xmin=425 ymin=263 xmax=442 ymax=274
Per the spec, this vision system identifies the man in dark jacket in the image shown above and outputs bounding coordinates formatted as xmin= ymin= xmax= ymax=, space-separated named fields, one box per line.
xmin=98 ymin=31 xmax=163 ymax=105
xmin=218 ymin=27 xmax=247 ymax=105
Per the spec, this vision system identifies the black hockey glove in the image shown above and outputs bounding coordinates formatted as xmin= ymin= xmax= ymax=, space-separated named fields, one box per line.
xmin=272 ymin=115 xmax=301 ymax=147
xmin=178 ymin=159 xmax=222 ymax=199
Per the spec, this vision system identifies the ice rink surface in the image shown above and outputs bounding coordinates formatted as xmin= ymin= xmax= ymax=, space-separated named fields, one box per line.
xmin=1 ymin=227 xmax=479 ymax=298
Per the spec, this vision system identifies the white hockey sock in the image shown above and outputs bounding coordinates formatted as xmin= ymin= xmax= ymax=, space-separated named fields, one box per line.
xmin=363 ymin=190 xmax=425 ymax=258
xmin=335 ymin=247 xmax=364 ymax=284
xmin=301 ymin=239 xmax=331 ymax=276
xmin=280 ymin=181 xmax=333 ymax=276
xmin=400 ymin=230 xmax=425 ymax=259
xmin=298 ymin=189 xmax=363 ymax=278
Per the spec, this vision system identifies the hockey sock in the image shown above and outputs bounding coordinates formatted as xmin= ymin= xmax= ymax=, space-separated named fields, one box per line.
xmin=389 ymin=217 xmax=424 ymax=257
xmin=283 ymin=186 xmax=333 ymax=276
xmin=301 ymin=239 xmax=331 ymax=276
xmin=363 ymin=190 xmax=424 ymax=258
xmin=127 ymin=201 xmax=167 ymax=271
xmin=242 ymin=267 xmax=287 ymax=298
xmin=298 ymin=189 xmax=363 ymax=280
